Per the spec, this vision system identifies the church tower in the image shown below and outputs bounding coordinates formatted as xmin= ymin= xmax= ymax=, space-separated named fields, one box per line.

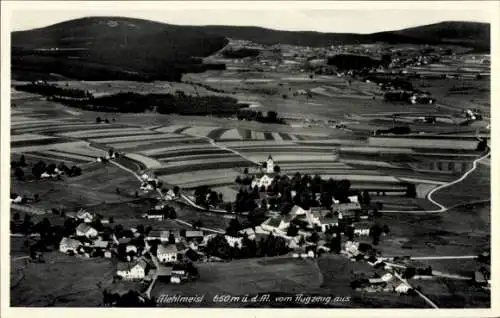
xmin=266 ymin=155 xmax=274 ymax=173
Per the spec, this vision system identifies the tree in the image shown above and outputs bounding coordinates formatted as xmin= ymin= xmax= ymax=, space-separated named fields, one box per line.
xmin=13 ymin=212 xmax=21 ymax=221
xmin=476 ymin=138 xmax=487 ymax=152
xmin=243 ymin=168 xmax=249 ymax=174
xmin=273 ymin=165 xmax=281 ymax=173
xmin=46 ymin=163 xmax=57 ymax=174
xmin=96 ymin=117 xmax=102 ymax=123
xmin=362 ymin=190 xmax=371 ymax=205
xmin=193 ymin=220 xmax=203 ymax=229
xmin=266 ymin=111 xmax=278 ymax=123
xmin=403 ymin=267 xmax=416 ymax=279
xmin=14 ymin=167 xmax=25 ymax=181
xmin=405 ymin=183 xmax=417 ymax=198
xmin=286 ymin=224 xmax=299 ymax=237
xmin=19 ymin=155 xmax=27 ymax=167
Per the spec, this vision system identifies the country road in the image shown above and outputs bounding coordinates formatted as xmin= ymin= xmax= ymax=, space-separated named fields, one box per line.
xmin=109 ymin=159 xmax=225 ymax=235
xmin=383 ymin=146 xmax=490 ymax=214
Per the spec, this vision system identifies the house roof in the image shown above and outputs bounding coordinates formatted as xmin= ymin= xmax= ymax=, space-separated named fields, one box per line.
xmin=65 ymin=212 xmax=77 ymax=219
xmin=332 ymin=202 xmax=361 ymax=212
xmin=60 ymin=237 xmax=81 ymax=250
xmin=264 ymin=217 xmax=282 ymax=228
xmin=290 ymin=205 xmax=307 ymax=216
xmin=76 ymin=209 xmax=92 ymax=218
xmin=118 ymin=237 xmax=132 ymax=244
xmin=147 ymin=230 xmax=162 ymax=238
xmin=75 ymin=223 xmax=95 ymax=233
xmin=92 ymin=240 xmax=109 ymax=249
xmin=158 ymin=244 xmax=178 ymax=254
xmin=185 ymin=230 xmax=204 ymax=238
xmin=157 ymin=266 xmax=173 ymax=276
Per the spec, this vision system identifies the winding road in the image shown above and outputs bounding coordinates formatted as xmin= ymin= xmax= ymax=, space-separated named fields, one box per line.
xmin=383 ymin=147 xmax=491 ymax=214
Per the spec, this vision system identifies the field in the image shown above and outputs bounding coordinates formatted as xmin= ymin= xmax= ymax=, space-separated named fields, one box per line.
xmin=11 ymin=163 xmax=144 ymax=211
xmin=10 ymin=250 xmax=115 ymax=307
xmin=152 ymin=256 xmax=325 ymax=307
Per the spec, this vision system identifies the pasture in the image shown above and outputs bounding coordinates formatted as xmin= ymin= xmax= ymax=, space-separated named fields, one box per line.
xmin=152 ymin=256 xmax=324 ymax=307
xmin=10 ymin=251 xmax=115 ymax=307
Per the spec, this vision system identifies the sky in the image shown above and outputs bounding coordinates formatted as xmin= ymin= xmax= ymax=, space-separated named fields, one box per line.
xmin=7 ymin=1 xmax=494 ymax=34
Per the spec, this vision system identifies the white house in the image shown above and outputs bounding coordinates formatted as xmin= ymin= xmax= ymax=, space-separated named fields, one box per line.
xmin=348 ymin=195 xmax=359 ymax=203
xmin=261 ymin=217 xmax=289 ymax=234
xmin=75 ymin=223 xmax=98 ymax=238
xmin=157 ymin=244 xmax=178 ymax=263
xmin=238 ymin=228 xmax=256 ymax=240
xmin=59 ymin=237 xmax=82 ymax=254
xmin=265 ymin=155 xmax=274 ymax=173
xmin=395 ymin=283 xmax=411 ymax=294
xmin=40 ymin=172 xmax=51 ymax=179
xmin=10 ymin=195 xmax=23 ymax=204
xmin=140 ymin=182 xmax=154 ymax=192
xmin=225 ymin=235 xmax=243 ymax=248
xmin=126 ymin=245 xmax=138 ymax=254
xmin=76 ymin=209 xmax=94 ymax=223
xmin=116 ymin=259 xmax=147 ymax=280
xmin=353 ymin=222 xmax=371 ymax=236
xmin=165 ymin=189 xmax=176 ymax=200
xmin=251 ymin=174 xmax=273 ymax=190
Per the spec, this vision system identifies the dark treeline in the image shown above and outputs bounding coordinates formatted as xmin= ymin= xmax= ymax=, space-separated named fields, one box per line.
xmin=237 ymin=110 xmax=286 ymax=124
xmin=16 ymin=82 xmax=91 ymax=99
xmin=374 ymin=126 xmax=411 ymax=135
xmin=221 ymin=48 xmax=261 ymax=59
xmin=327 ymin=54 xmax=380 ymax=71
xmin=12 ymin=54 xmax=226 ymax=82
xmin=15 ymin=84 xmax=246 ymax=116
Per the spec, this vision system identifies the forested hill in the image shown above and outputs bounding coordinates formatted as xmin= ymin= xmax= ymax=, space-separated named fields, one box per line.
xmin=184 ymin=21 xmax=489 ymax=50
xmin=11 ymin=17 xmax=229 ymax=81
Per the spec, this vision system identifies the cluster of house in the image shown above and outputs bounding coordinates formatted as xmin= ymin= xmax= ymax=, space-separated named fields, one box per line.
xmin=58 ymin=208 xmax=205 ymax=285
xmin=139 ymin=170 xmax=165 ymax=194
xmin=95 ymin=150 xmax=120 ymax=163
xmin=39 ymin=167 xmax=65 ymax=179
xmin=342 ymin=241 xmax=414 ymax=294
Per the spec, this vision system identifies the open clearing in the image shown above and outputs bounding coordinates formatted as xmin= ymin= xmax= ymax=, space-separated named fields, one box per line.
xmin=11 ymin=251 xmax=114 ymax=307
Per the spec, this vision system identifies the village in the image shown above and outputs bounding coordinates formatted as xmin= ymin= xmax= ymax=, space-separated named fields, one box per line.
xmin=10 ymin=149 xmax=491 ymax=306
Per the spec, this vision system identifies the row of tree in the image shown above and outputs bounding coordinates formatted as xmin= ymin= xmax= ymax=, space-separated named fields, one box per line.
xmin=236 ymin=110 xmax=286 ymax=124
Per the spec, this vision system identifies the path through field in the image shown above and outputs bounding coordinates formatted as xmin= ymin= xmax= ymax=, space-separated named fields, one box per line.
xmin=383 ymin=146 xmax=490 ymax=214
xmin=108 ymin=157 xmax=225 ymax=234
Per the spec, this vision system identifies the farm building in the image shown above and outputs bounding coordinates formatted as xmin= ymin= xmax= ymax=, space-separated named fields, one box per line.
xmin=353 ymin=222 xmax=371 ymax=236
xmin=143 ymin=211 xmax=164 ymax=221
xmin=59 ymin=237 xmax=82 ymax=254
xmin=225 ymin=235 xmax=243 ymax=248
xmin=91 ymin=239 xmax=109 ymax=250
xmin=239 ymin=228 xmax=256 ymax=240
xmin=116 ymin=259 xmax=148 ymax=280
xmin=185 ymin=231 xmax=204 ymax=242
xmin=251 ymin=174 xmax=273 ymax=190
xmin=75 ymin=223 xmax=98 ymax=238
xmin=157 ymin=244 xmax=179 ymax=263
xmin=261 ymin=217 xmax=289 ymax=234
xmin=395 ymin=283 xmax=411 ymax=294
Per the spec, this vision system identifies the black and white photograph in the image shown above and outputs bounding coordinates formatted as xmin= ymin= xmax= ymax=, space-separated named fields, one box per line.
xmin=1 ymin=0 xmax=498 ymax=313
